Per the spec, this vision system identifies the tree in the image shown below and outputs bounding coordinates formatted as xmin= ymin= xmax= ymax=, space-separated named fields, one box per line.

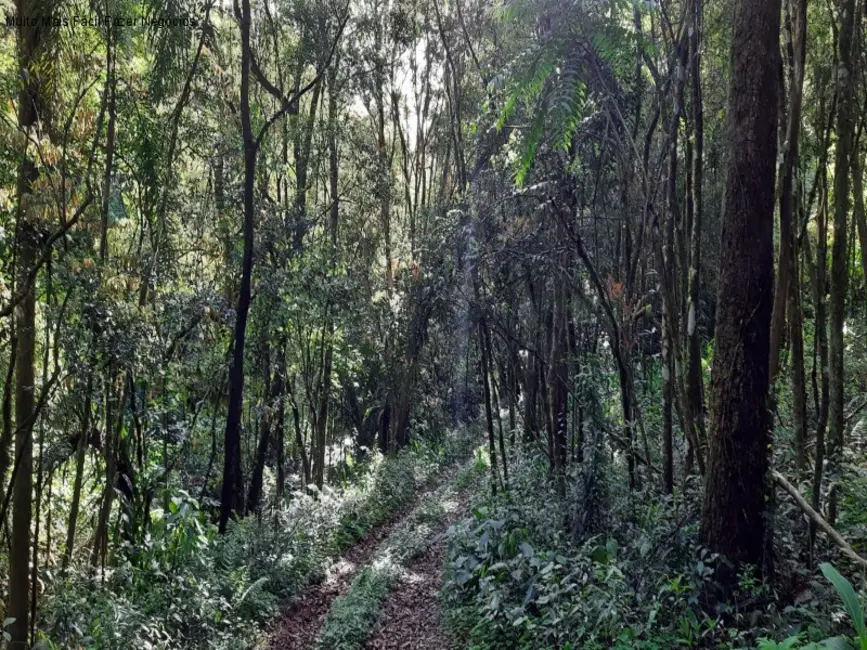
xmin=7 ymin=0 xmax=54 ymax=643
xmin=219 ymin=0 xmax=347 ymax=530
xmin=700 ymin=0 xmax=780 ymax=576
xmin=826 ymin=0 xmax=856 ymax=526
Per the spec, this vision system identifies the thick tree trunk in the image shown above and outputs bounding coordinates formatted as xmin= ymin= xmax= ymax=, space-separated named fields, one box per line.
xmin=10 ymin=223 xmax=37 ymax=649
xmin=700 ymin=0 xmax=780 ymax=577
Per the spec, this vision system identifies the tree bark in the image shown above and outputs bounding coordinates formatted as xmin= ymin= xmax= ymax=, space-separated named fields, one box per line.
xmin=700 ymin=0 xmax=780 ymax=577
xmin=8 ymin=0 xmax=53 ymax=639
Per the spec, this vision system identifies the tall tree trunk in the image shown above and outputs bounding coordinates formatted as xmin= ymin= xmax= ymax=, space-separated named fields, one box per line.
xmin=770 ymin=0 xmax=808 ymax=385
xmin=827 ymin=0 xmax=856 ymax=526
xmin=8 ymin=0 xmax=53 ymax=639
xmin=485 ymin=326 xmax=509 ymax=488
xmin=700 ymin=0 xmax=780 ymax=578
xmin=852 ymin=144 xmax=867 ymax=289
xmin=0 ymin=335 xmax=16 ymax=515
xmin=288 ymin=376 xmax=312 ymax=486
xmin=220 ymin=0 xmax=255 ymax=532
xmin=293 ymin=80 xmax=322 ymax=252
xmin=313 ymin=66 xmax=340 ymax=489
xmin=93 ymin=378 xmax=128 ymax=567
xmin=780 ymin=0 xmax=809 ymax=474
xmin=810 ymin=185 xmax=831 ymax=546
xmin=100 ymin=30 xmax=116 ymax=264
xmin=685 ymin=0 xmax=705 ymax=437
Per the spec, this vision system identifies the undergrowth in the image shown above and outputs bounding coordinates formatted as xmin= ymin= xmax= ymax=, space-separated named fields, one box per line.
xmin=314 ymin=457 xmax=486 ymax=650
xmin=37 ymin=427 xmax=479 ymax=650
xmin=440 ymin=446 xmax=867 ymax=650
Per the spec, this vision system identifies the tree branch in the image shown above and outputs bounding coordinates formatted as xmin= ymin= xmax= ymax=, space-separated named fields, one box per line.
xmin=773 ymin=470 xmax=867 ymax=570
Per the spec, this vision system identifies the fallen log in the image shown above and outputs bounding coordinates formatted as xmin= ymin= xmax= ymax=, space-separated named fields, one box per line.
xmin=772 ymin=470 xmax=867 ymax=571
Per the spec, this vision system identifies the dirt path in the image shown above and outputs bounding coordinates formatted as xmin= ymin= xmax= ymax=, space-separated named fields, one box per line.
xmin=267 ymin=468 xmax=458 ymax=650
xmin=361 ymin=534 xmax=453 ymax=650
xmin=362 ymin=487 xmax=472 ymax=650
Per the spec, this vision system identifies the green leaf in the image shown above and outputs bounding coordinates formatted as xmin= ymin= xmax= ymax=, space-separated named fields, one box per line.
xmin=821 ymin=563 xmax=867 ymax=645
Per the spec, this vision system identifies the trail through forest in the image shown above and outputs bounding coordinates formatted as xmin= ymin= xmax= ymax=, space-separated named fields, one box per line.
xmin=361 ymin=506 xmax=460 ymax=650
xmin=268 ymin=465 xmax=466 ymax=650
xmin=7 ymin=0 xmax=867 ymax=646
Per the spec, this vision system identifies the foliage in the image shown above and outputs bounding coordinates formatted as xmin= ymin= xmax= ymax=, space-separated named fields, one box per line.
xmin=38 ymin=434 xmax=472 ymax=650
xmin=758 ymin=564 xmax=867 ymax=650
xmin=315 ymin=458 xmax=486 ymax=650
xmin=441 ymin=448 xmax=867 ymax=650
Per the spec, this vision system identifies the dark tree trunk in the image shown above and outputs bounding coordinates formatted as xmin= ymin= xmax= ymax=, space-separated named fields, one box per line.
xmin=700 ymin=0 xmax=780 ymax=577
xmin=790 ymin=243 xmax=808 ymax=473
xmin=484 ymin=321 xmax=508 ymax=489
xmin=522 ymin=350 xmax=539 ymax=443
xmin=219 ymin=0 xmax=255 ymax=532
xmin=9 ymin=0 xmax=52 ymax=635
xmin=0 ymin=336 xmax=16 ymax=528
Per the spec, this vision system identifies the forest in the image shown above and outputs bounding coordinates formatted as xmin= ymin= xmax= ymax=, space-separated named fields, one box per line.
xmin=1 ymin=0 xmax=867 ymax=647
